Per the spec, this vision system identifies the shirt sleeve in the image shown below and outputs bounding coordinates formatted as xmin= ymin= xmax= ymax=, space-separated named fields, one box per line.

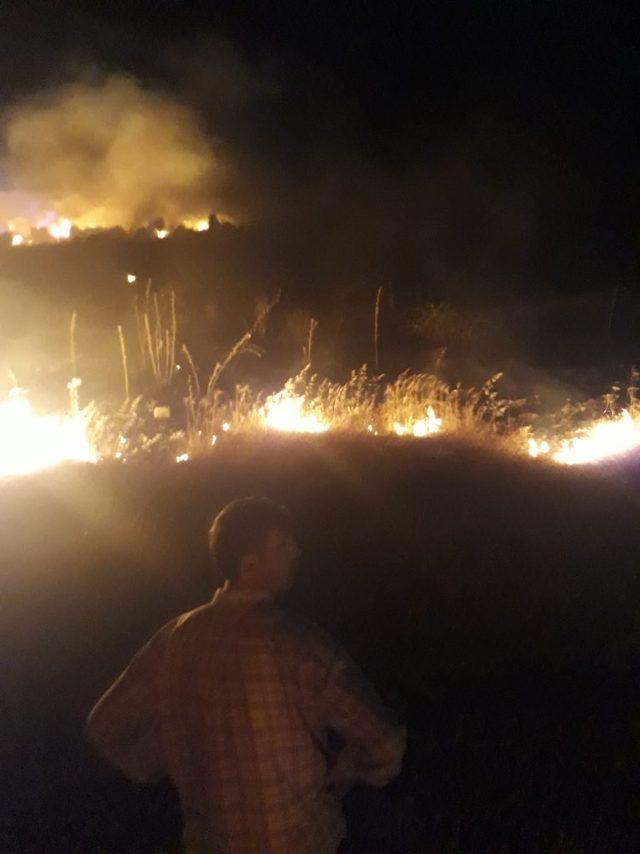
xmin=85 ymin=621 xmax=174 ymax=784
xmin=292 ymin=619 xmax=407 ymax=789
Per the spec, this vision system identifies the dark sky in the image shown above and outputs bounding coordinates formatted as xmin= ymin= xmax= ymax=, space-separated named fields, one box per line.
xmin=0 ymin=1 xmax=638 ymax=299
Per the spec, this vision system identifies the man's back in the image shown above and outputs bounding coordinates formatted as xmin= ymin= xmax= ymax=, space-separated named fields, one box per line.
xmin=87 ymin=584 xmax=405 ymax=854
xmin=159 ymin=588 xmax=344 ymax=853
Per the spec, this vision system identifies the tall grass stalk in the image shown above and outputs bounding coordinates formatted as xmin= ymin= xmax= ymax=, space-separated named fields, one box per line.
xmin=117 ymin=325 xmax=130 ymax=401
xmin=184 ymin=290 xmax=280 ymax=451
xmin=69 ymin=311 xmax=78 ymax=378
xmin=205 ymin=290 xmax=280 ymax=398
xmin=374 ymin=286 xmax=382 ymax=371
xmin=304 ymin=317 xmax=318 ymax=367
xmin=136 ymin=285 xmax=177 ymax=386
xmin=133 ymin=287 xmax=147 ymax=369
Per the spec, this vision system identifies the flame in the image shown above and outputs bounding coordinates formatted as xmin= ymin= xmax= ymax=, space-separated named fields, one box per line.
xmin=48 ymin=218 xmax=72 ymax=240
xmin=261 ymin=390 xmax=329 ymax=434
xmin=183 ymin=217 xmax=210 ymax=232
xmin=393 ymin=406 xmax=442 ymax=437
xmin=154 ymin=228 xmax=169 ymax=239
xmin=127 ymin=273 xmax=137 ymax=284
xmin=527 ymin=438 xmax=550 ymax=459
xmin=0 ymin=387 xmax=96 ymax=477
xmin=528 ymin=410 xmax=640 ymax=465
xmin=11 ymin=233 xmax=25 ymax=246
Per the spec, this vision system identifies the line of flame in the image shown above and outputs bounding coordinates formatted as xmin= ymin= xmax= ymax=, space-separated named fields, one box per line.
xmin=3 ymin=216 xmax=217 ymax=247
xmin=528 ymin=409 xmax=640 ymax=465
xmin=2 ymin=384 xmax=640 ymax=478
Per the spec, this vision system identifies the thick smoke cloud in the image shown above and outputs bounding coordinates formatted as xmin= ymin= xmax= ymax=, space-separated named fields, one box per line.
xmin=1 ymin=75 xmax=225 ymax=229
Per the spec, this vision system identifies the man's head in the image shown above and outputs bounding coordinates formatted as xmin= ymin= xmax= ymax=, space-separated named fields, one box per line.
xmin=209 ymin=496 xmax=301 ymax=593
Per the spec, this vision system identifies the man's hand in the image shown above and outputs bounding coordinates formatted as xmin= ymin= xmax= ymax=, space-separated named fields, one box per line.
xmin=324 ymin=724 xmax=407 ymax=797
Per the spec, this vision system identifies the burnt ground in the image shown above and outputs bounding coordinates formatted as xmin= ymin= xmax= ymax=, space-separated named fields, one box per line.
xmin=2 ymin=436 xmax=640 ymax=852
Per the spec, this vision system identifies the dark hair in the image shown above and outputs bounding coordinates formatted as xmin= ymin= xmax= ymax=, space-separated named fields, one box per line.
xmin=208 ymin=496 xmax=293 ymax=581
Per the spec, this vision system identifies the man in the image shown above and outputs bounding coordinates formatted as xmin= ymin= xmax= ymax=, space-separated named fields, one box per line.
xmin=86 ymin=496 xmax=406 ymax=853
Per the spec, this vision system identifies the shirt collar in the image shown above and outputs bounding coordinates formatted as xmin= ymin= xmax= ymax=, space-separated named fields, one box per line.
xmin=212 ymin=580 xmax=275 ymax=606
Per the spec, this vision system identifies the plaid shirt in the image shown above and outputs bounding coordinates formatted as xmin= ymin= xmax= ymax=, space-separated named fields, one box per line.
xmin=86 ymin=584 xmax=406 ymax=853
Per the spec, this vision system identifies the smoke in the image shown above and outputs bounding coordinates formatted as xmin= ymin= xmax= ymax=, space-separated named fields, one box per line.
xmin=1 ymin=75 xmax=226 ymax=229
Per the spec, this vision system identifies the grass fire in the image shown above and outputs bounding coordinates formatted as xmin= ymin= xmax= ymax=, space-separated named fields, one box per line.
xmin=0 ymin=291 xmax=639 ymax=477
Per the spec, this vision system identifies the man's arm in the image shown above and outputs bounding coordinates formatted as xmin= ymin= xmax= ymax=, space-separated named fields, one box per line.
xmin=85 ymin=622 xmax=174 ymax=784
xmin=294 ymin=622 xmax=407 ymax=791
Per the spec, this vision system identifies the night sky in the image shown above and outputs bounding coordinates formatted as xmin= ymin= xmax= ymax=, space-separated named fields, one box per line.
xmin=0 ymin=1 xmax=638 ymax=299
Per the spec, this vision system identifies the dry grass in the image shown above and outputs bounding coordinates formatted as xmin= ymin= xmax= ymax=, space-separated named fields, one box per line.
xmin=379 ymin=370 xmax=522 ymax=440
xmin=134 ymin=284 xmax=177 ymax=387
xmin=183 ymin=291 xmax=280 ymax=452
xmin=69 ymin=294 xmax=639 ymax=463
xmin=178 ymin=364 xmax=528 ymax=457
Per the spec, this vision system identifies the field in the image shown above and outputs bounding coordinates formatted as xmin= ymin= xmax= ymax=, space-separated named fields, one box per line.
xmin=2 ymin=434 xmax=640 ymax=852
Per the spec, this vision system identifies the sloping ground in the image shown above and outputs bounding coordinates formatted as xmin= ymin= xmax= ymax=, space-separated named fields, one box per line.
xmin=2 ymin=436 xmax=640 ymax=852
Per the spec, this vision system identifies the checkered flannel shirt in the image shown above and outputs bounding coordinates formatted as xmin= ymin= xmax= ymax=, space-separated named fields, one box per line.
xmin=86 ymin=584 xmax=406 ymax=853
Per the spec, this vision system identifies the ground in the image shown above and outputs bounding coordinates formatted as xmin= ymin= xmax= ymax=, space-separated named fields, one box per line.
xmin=2 ymin=435 xmax=640 ymax=852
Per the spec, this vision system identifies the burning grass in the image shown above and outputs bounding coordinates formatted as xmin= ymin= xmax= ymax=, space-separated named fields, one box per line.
xmin=4 ymin=361 xmax=640 ymax=478
xmin=11 ymin=361 xmax=640 ymax=477
xmin=0 ymin=380 xmax=95 ymax=476
xmin=179 ymin=365 xmax=523 ymax=453
xmin=1 ymin=292 xmax=640 ymax=478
